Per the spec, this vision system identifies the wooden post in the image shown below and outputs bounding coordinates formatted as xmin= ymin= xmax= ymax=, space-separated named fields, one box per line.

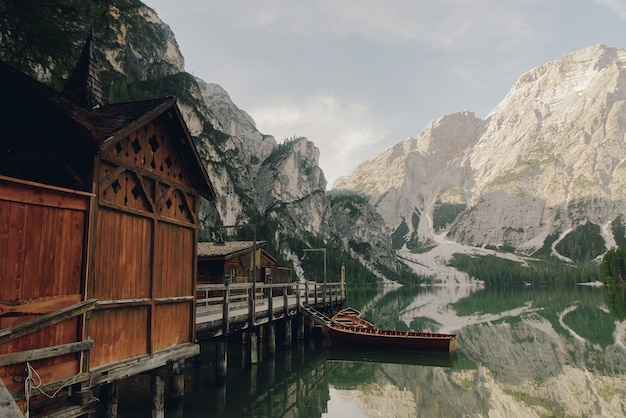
xmin=284 ymin=317 xmax=292 ymax=346
xmin=169 ymin=362 xmax=185 ymax=414
xmin=249 ymin=364 xmax=258 ymax=397
xmin=241 ymin=331 xmax=249 ymax=369
xmin=296 ymin=281 xmax=301 ymax=308
xmin=151 ymin=375 xmax=165 ymax=418
xmin=223 ymin=274 xmax=231 ymax=335
xmin=248 ymin=286 xmax=255 ymax=327
xmin=296 ymin=315 xmax=305 ymax=341
xmin=101 ymin=381 xmax=119 ymax=418
xmin=283 ymin=291 xmax=288 ymax=316
xmin=267 ymin=323 xmax=276 ymax=355
xmin=304 ymin=281 xmax=309 ymax=306
xmin=216 ymin=337 xmax=228 ymax=381
xmin=250 ymin=328 xmax=258 ymax=365
xmin=306 ymin=317 xmax=314 ymax=337
xmin=267 ymin=279 xmax=273 ymax=320
xmin=284 ymin=346 xmax=292 ymax=373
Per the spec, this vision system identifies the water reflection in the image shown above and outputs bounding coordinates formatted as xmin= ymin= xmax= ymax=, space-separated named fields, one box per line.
xmin=117 ymin=284 xmax=626 ymax=417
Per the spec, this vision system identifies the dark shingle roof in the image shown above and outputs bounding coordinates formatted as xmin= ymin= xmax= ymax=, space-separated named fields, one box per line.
xmin=1 ymin=60 xmax=215 ymax=200
xmin=197 ymin=241 xmax=267 ymax=259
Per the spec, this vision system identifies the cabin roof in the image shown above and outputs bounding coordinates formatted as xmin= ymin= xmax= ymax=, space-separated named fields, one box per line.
xmin=197 ymin=241 xmax=269 ymax=260
xmin=1 ymin=61 xmax=215 ymax=200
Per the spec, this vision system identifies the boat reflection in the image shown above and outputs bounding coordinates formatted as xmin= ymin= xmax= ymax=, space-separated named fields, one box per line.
xmin=326 ymin=345 xmax=458 ymax=367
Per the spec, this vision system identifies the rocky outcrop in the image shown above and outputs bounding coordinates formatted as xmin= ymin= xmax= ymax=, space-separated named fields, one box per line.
xmin=336 ymin=45 xmax=626 ymax=254
xmin=255 ymin=138 xmax=330 ymax=237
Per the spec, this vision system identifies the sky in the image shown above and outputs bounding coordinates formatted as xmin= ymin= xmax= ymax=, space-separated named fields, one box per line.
xmin=144 ymin=0 xmax=626 ymax=188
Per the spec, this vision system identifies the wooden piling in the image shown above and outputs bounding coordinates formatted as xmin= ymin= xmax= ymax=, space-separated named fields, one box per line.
xmin=150 ymin=375 xmax=165 ymax=418
xmin=250 ymin=329 xmax=259 ymax=365
xmin=267 ymin=324 xmax=276 ymax=355
xmin=296 ymin=315 xmax=305 ymax=341
xmin=101 ymin=381 xmax=119 ymax=418
xmin=283 ymin=318 xmax=293 ymax=346
xmin=216 ymin=338 xmax=228 ymax=381
xmin=169 ymin=360 xmax=185 ymax=404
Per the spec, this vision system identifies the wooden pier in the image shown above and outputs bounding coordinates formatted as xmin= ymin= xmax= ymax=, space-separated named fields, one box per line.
xmin=196 ymin=280 xmax=346 ymax=339
xmin=195 ymin=280 xmax=346 ymax=380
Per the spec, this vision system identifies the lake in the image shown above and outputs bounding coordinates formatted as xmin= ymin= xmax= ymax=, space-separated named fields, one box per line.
xmin=117 ymin=284 xmax=626 ymax=417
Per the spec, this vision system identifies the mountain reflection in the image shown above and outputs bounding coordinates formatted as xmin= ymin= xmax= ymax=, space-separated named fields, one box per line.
xmin=117 ymin=285 xmax=626 ymax=417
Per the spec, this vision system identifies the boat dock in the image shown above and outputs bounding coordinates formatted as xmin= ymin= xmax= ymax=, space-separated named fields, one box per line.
xmin=195 ymin=280 xmax=345 ymax=338
xmin=194 ymin=280 xmax=346 ymax=380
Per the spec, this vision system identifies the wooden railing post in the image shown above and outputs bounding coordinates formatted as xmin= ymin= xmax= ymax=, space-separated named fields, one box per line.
xmin=267 ymin=279 xmax=273 ymax=321
xmin=283 ymin=286 xmax=288 ymax=316
xmin=248 ymin=285 xmax=254 ymax=326
xmin=296 ymin=282 xmax=301 ymax=308
xmin=304 ymin=282 xmax=309 ymax=307
xmin=222 ymin=277 xmax=230 ymax=335
xmin=314 ymin=282 xmax=318 ymax=307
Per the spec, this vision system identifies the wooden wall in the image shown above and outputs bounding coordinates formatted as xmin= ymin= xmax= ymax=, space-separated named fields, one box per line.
xmin=89 ymin=117 xmax=198 ymax=369
xmin=0 ymin=176 xmax=90 ymax=394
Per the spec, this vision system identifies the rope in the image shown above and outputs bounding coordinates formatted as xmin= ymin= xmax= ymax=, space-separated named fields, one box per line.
xmin=24 ymin=362 xmax=85 ymax=417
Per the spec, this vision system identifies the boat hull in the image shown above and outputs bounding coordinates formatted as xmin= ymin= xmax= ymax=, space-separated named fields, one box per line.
xmin=326 ymin=325 xmax=457 ymax=352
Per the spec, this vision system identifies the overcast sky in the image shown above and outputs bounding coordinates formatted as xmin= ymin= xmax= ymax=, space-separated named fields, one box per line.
xmin=144 ymin=0 xmax=626 ymax=188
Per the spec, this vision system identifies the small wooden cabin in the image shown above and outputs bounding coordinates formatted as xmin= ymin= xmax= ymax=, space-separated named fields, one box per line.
xmin=0 ymin=36 xmax=215 ymax=416
xmin=197 ymin=241 xmax=271 ymax=286
xmin=197 ymin=241 xmax=293 ymax=298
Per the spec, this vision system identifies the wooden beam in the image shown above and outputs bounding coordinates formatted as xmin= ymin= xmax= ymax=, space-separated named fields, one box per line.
xmin=0 ymin=299 xmax=96 ymax=345
xmin=95 ymin=298 xmax=151 ymax=309
xmin=88 ymin=343 xmax=199 ymax=387
xmin=0 ymin=378 xmax=23 ymax=418
xmin=0 ymin=340 xmax=94 ymax=367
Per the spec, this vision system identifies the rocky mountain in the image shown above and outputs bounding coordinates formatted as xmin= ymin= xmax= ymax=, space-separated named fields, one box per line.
xmin=335 ymin=44 xmax=626 ymax=261
xmin=0 ymin=1 xmax=397 ymax=279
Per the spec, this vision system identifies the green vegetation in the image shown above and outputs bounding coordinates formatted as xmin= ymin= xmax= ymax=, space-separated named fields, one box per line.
xmin=555 ymin=223 xmax=604 ymax=262
xmin=603 ymin=285 xmax=626 ymax=320
xmin=561 ymin=305 xmax=615 ymax=348
xmin=391 ymin=219 xmax=409 ymax=249
xmin=534 ymin=223 xmax=605 ymax=262
xmin=448 ymin=253 xmax=600 ymax=288
xmin=612 ymin=215 xmax=626 ymax=246
xmin=375 ymin=262 xmax=433 ymax=286
xmin=432 ymin=202 xmax=465 ymax=231
xmin=532 ymin=232 xmax=560 ymax=259
xmin=600 ymin=244 xmax=626 ymax=285
xmin=327 ymin=191 xmax=369 ymax=212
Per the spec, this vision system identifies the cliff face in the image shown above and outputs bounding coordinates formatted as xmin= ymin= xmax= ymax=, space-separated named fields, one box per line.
xmin=0 ymin=1 xmax=397 ymax=275
xmin=336 ymin=45 xmax=626 ymax=256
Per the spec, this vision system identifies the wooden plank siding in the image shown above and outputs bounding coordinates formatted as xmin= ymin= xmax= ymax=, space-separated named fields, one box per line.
xmin=0 ymin=176 xmax=91 ymax=395
xmin=88 ymin=116 xmax=200 ymax=369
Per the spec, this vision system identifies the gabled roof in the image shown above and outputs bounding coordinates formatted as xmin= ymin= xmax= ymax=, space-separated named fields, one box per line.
xmin=1 ymin=61 xmax=216 ymax=200
xmin=198 ymin=241 xmax=267 ymax=259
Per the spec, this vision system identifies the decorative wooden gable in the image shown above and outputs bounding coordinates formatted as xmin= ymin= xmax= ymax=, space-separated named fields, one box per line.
xmin=99 ymin=115 xmax=197 ymax=225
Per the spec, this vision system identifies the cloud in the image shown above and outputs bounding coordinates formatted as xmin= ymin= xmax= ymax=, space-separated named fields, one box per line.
xmin=205 ymin=0 xmax=544 ymax=49
xmin=249 ymin=94 xmax=389 ymax=187
xmin=594 ymin=0 xmax=626 ymax=19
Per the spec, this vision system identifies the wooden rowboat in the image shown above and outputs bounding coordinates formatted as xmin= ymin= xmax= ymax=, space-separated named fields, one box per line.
xmin=333 ymin=307 xmax=362 ymax=318
xmin=326 ymin=323 xmax=457 ymax=352
xmin=331 ymin=308 xmax=374 ymax=329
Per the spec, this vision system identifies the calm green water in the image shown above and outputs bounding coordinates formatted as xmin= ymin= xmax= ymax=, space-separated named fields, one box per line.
xmin=117 ymin=284 xmax=626 ymax=417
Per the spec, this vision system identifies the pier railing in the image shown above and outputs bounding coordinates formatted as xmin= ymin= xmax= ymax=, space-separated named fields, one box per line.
xmin=195 ymin=280 xmax=345 ymax=338
xmin=196 ymin=280 xmax=345 ymax=316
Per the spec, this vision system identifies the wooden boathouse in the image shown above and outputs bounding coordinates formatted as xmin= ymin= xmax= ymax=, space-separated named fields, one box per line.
xmin=0 ymin=33 xmax=215 ymax=417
